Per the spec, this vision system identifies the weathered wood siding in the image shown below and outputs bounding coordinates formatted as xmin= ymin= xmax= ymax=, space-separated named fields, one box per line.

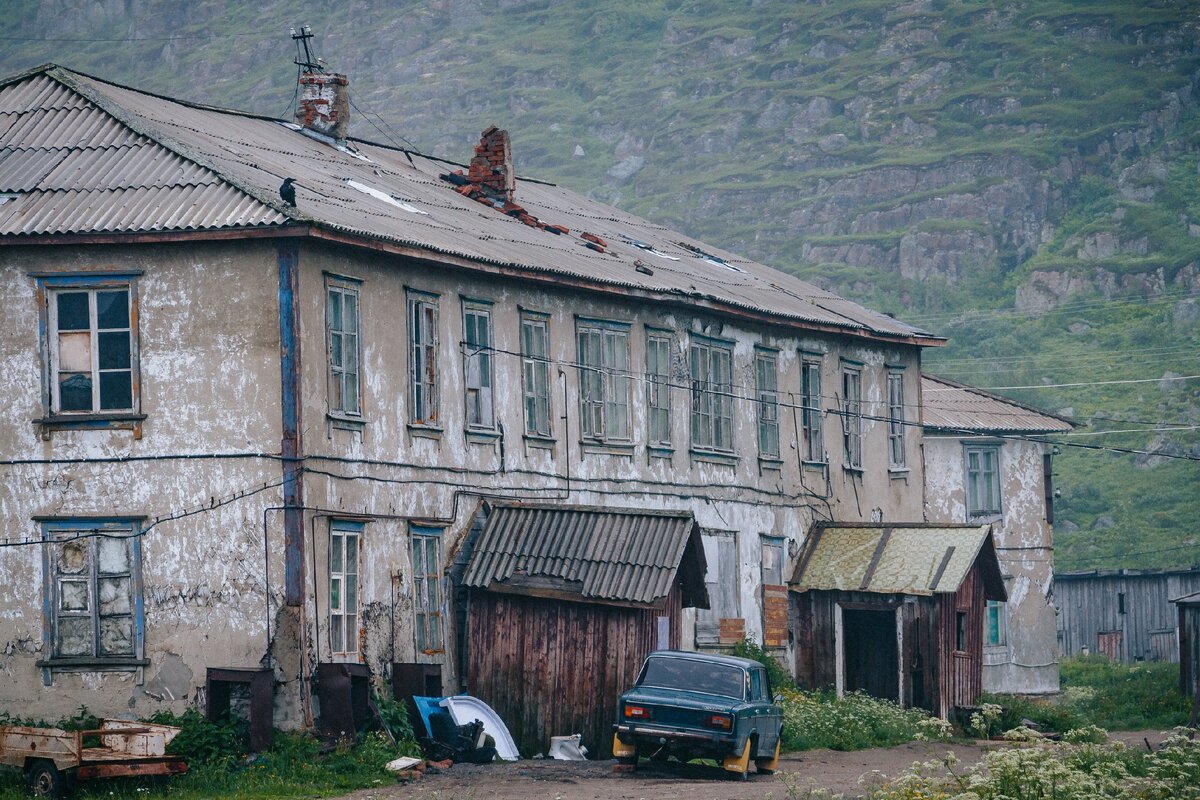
xmin=939 ymin=564 xmax=987 ymax=716
xmin=1056 ymin=569 xmax=1200 ymax=663
xmin=1179 ymin=604 xmax=1200 ymax=698
xmin=465 ymin=587 xmax=681 ymax=758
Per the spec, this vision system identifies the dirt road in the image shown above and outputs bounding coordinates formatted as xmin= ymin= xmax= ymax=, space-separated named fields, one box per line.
xmin=345 ymin=731 xmax=1168 ymax=800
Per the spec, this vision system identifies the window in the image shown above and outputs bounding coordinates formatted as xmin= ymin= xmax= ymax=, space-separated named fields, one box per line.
xmin=887 ymin=370 xmax=906 ymax=469
xmin=646 ymin=331 xmax=672 ymax=447
xmin=841 ymin=366 xmax=863 ymax=469
xmin=755 ymin=349 xmax=780 ymax=459
xmin=412 ymin=527 xmax=443 ymax=653
xmin=984 ymin=600 xmax=1007 ymax=647
xmin=801 ymin=357 xmax=824 ymax=462
xmin=43 ymin=279 xmax=138 ymax=416
xmin=329 ymin=521 xmax=361 ymax=655
xmin=696 ymin=531 xmax=738 ymax=646
xmin=462 ymin=302 xmax=493 ymax=429
xmin=577 ymin=320 xmax=631 ymax=441
xmin=690 ymin=338 xmax=733 ymax=452
xmin=521 ymin=313 xmax=552 ymax=437
xmin=956 ymin=611 xmax=968 ymax=652
xmin=965 ymin=445 xmax=1002 ymax=518
xmin=42 ymin=520 xmax=143 ymax=665
xmin=760 ymin=537 xmax=787 ymax=648
xmin=408 ymin=292 xmax=439 ymax=425
xmin=326 ymin=277 xmax=361 ymax=417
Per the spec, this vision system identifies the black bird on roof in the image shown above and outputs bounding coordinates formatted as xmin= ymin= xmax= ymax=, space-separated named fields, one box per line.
xmin=279 ymin=177 xmax=296 ymax=207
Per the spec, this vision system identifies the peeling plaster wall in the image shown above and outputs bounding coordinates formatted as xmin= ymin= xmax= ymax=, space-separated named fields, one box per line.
xmin=0 ymin=241 xmax=289 ymax=721
xmin=924 ymin=435 xmax=1059 ymax=694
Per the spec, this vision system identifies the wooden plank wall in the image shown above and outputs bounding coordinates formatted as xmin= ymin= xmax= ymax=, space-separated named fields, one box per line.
xmin=466 ymin=587 xmax=681 ymax=758
xmin=937 ymin=566 xmax=986 ymax=717
xmin=1180 ymin=605 xmax=1200 ymax=698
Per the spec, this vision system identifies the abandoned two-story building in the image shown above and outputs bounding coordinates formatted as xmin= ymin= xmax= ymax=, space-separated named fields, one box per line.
xmin=0 ymin=63 xmax=1028 ymax=752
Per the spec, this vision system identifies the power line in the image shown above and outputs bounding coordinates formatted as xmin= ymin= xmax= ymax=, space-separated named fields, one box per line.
xmin=923 ymin=374 xmax=1200 ymax=391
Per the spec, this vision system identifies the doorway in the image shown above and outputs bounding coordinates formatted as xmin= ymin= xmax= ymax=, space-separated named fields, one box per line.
xmin=842 ymin=608 xmax=899 ymax=702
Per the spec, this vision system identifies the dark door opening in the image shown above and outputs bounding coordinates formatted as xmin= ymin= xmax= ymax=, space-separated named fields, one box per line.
xmin=843 ymin=608 xmax=898 ymax=702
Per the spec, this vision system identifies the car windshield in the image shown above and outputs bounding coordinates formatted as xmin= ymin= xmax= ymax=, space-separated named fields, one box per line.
xmin=638 ymin=657 xmax=745 ymax=699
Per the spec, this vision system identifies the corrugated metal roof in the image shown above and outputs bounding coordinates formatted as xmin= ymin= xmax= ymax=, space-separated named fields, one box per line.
xmin=0 ymin=65 xmax=941 ymax=344
xmin=463 ymin=503 xmax=703 ymax=606
xmin=790 ymin=523 xmax=1005 ymax=598
xmin=922 ymin=373 xmax=1075 ymax=433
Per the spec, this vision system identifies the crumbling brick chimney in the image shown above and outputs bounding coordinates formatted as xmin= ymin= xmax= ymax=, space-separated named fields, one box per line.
xmin=295 ymin=72 xmax=350 ymax=142
xmin=468 ymin=126 xmax=514 ymax=202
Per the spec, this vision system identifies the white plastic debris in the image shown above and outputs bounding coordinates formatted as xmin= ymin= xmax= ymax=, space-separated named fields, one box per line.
xmin=385 ymin=756 xmax=422 ymax=772
xmin=548 ymin=734 xmax=587 ymax=761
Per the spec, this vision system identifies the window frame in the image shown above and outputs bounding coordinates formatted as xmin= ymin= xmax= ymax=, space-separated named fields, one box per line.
xmin=965 ymin=443 xmax=1003 ymax=520
xmin=984 ymin=599 xmax=1008 ymax=647
xmin=38 ymin=517 xmax=146 ymax=680
xmin=329 ymin=520 xmax=362 ymax=657
xmin=755 ymin=348 xmax=780 ymax=460
xmin=689 ymin=335 xmax=735 ymax=454
xmin=325 ymin=274 xmax=363 ymax=419
xmin=800 ymin=356 xmax=824 ymax=463
xmin=35 ymin=272 xmax=143 ymax=432
xmin=886 ymin=369 xmax=907 ymax=470
xmin=645 ymin=329 xmax=673 ymax=448
xmin=841 ymin=364 xmax=864 ymax=470
xmin=407 ymin=290 xmax=440 ymax=427
xmin=520 ymin=311 xmax=553 ymax=438
xmin=461 ymin=299 xmax=495 ymax=431
xmin=412 ymin=526 xmax=444 ymax=654
xmin=695 ymin=530 xmax=739 ymax=647
xmin=576 ymin=318 xmax=632 ymax=443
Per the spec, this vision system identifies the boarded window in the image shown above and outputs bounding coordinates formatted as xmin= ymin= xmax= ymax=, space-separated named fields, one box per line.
xmin=577 ymin=321 xmax=631 ymax=441
xmin=412 ymin=527 xmax=443 ymax=653
xmin=801 ymin=358 xmax=823 ymax=462
xmin=690 ymin=338 xmax=733 ymax=452
xmin=48 ymin=285 xmax=137 ymax=415
xmin=646 ymin=332 xmax=672 ymax=446
xmin=966 ymin=445 xmax=1001 ymax=518
xmin=329 ymin=521 xmax=361 ymax=655
xmin=462 ymin=303 xmax=494 ymax=429
xmin=984 ymin=599 xmax=1007 ymax=647
xmin=841 ymin=366 xmax=863 ymax=469
xmin=696 ymin=532 xmax=738 ymax=646
xmin=887 ymin=370 xmax=906 ymax=469
xmin=521 ymin=314 xmax=552 ymax=437
xmin=45 ymin=522 xmax=141 ymax=662
xmin=756 ymin=350 xmax=780 ymax=459
xmin=326 ymin=278 xmax=361 ymax=416
xmin=761 ymin=537 xmax=787 ymax=648
xmin=409 ymin=293 xmax=439 ymax=425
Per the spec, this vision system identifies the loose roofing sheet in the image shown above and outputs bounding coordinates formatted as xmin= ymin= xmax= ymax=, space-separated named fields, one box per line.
xmin=0 ymin=65 xmax=940 ymax=344
xmin=790 ymin=523 xmax=1005 ymax=599
xmin=922 ymin=374 xmax=1074 ymax=433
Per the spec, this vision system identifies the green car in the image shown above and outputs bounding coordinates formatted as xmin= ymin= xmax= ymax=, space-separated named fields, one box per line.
xmin=612 ymin=650 xmax=783 ymax=779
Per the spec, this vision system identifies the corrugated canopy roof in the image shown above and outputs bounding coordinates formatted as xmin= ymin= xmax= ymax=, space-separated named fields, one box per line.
xmin=0 ymin=64 xmax=942 ymax=346
xmin=462 ymin=503 xmax=708 ymax=609
xmin=790 ymin=523 xmax=1006 ymax=600
xmin=922 ymin=374 xmax=1075 ymax=434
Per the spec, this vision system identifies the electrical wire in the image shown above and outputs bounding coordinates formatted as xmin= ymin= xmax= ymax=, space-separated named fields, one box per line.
xmin=347 ymin=94 xmax=422 ymax=153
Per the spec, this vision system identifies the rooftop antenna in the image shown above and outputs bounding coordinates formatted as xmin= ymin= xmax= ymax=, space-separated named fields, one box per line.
xmin=290 ymin=25 xmax=323 ymax=74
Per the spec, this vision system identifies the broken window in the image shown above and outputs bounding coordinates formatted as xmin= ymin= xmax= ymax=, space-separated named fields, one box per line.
xmin=326 ymin=277 xmax=361 ymax=417
xmin=462 ymin=301 xmax=494 ymax=429
xmin=965 ymin=445 xmax=1002 ymax=518
xmin=45 ymin=281 xmax=137 ymax=415
xmin=755 ymin=349 xmax=780 ymax=459
xmin=576 ymin=320 xmax=630 ymax=442
xmin=695 ymin=531 xmax=738 ymax=647
xmin=646 ymin=330 xmax=672 ymax=447
xmin=408 ymin=292 xmax=439 ymax=426
xmin=801 ymin=357 xmax=824 ymax=463
xmin=887 ymin=370 xmax=906 ymax=469
xmin=44 ymin=521 xmax=142 ymax=664
xmin=690 ymin=337 xmax=734 ymax=453
xmin=329 ymin=521 xmax=361 ymax=655
xmin=841 ymin=365 xmax=863 ymax=470
xmin=984 ymin=600 xmax=1007 ymax=647
xmin=412 ymin=526 xmax=443 ymax=654
xmin=520 ymin=312 xmax=552 ymax=438
xmin=760 ymin=536 xmax=787 ymax=649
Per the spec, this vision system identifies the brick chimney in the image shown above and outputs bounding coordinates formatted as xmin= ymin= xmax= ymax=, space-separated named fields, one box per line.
xmin=468 ymin=126 xmax=514 ymax=202
xmin=295 ymin=72 xmax=350 ymax=142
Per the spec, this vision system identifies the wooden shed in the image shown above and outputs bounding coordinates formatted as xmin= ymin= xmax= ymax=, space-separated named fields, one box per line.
xmin=456 ymin=503 xmax=708 ymax=758
xmin=1174 ymin=591 xmax=1200 ymax=711
xmin=790 ymin=523 xmax=1006 ymax=719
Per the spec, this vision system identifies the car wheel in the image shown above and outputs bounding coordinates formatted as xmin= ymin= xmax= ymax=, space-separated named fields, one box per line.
xmin=26 ymin=761 xmax=67 ymax=799
xmin=755 ymin=739 xmax=781 ymax=774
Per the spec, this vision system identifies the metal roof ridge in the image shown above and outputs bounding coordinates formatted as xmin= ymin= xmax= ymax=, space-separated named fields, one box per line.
xmin=922 ymin=372 xmax=1077 ymax=428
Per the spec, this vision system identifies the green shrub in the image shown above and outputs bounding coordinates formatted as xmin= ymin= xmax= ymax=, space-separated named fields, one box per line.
xmin=778 ymin=689 xmax=928 ymax=752
xmin=727 ymin=637 xmax=796 ymax=691
xmin=1060 ymin=654 xmax=1191 ymax=730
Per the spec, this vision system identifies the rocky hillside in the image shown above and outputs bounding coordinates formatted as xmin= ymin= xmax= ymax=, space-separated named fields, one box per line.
xmin=2 ymin=0 xmax=1197 ymax=570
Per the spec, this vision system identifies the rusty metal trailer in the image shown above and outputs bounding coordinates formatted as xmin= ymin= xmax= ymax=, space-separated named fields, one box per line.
xmin=0 ymin=719 xmax=187 ymax=797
